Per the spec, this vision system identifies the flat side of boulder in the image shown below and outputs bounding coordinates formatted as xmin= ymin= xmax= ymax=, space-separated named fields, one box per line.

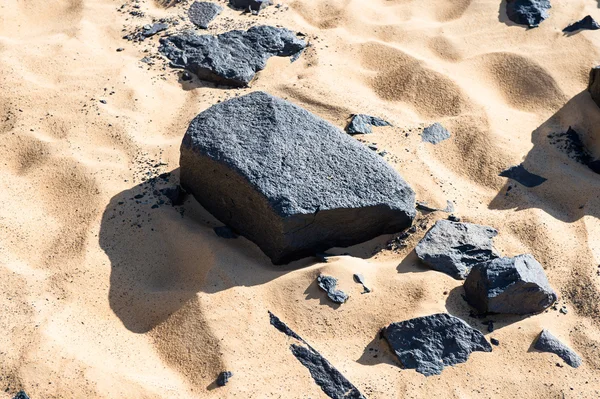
xmin=159 ymin=26 xmax=306 ymax=87
xmin=464 ymin=254 xmax=558 ymax=314
xmin=415 ymin=220 xmax=499 ymax=279
xmin=188 ymin=1 xmax=223 ymax=29
xmin=534 ymin=329 xmax=582 ymax=368
xmin=506 ymin=0 xmax=551 ymax=28
xmin=383 ymin=313 xmax=492 ymax=376
xmin=588 ymin=66 xmax=600 ymax=108
xmin=180 ymin=92 xmax=416 ymax=264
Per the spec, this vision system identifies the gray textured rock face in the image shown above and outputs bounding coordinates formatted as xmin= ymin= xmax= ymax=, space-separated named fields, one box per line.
xmin=180 ymin=92 xmax=416 ymax=264
xmin=229 ymin=0 xmax=272 ymax=13
xmin=188 ymin=1 xmax=223 ymax=29
xmin=317 ymin=275 xmax=348 ymax=303
xmin=534 ymin=329 xmax=582 ymax=368
xmin=588 ymin=66 xmax=600 ymax=109
xmin=159 ymin=26 xmax=306 ymax=87
xmin=464 ymin=254 xmax=557 ymax=315
xmin=415 ymin=220 xmax=500 ymax=279
xmin=383 ymin=313 xmax=492 ymax=376
xmin=421 ymin=123 xmax=450 ymax=144
xmin=506 ymin=0 xmax=551 ymax=28
xmin=346 ymin=114 xmax=391 ymax=135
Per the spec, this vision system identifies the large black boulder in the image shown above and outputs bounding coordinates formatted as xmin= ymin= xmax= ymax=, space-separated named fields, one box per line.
xmin=159 ymin=26 xmax=306 ymax=87
xmin=415 ymin=220 xmax=500 ymax=279
xmin=464 ymin=254 xmax=557 ymax=315
xmin=180 ymin=92 xmax=416 ymax=264
xmin=534 ymin=329 xmax=582 ymax=368
xmin=383 ymin=313 xmax=492 ymax=376
xmin=506 ymin=0 xmax=551 ymax=28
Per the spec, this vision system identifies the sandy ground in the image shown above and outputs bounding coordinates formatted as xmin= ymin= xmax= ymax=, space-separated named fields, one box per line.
xmin=1 ymin=0 xmax=600 ymax=397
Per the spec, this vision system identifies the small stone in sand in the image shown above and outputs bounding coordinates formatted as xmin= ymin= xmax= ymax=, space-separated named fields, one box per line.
xmin=317 ymin=275 xmax=349 ymax=304
xmin=534 ymin=329 xmax=582 ymax=368
xmin=421 ymin=123 xmax=450 ymax=144
xmin=346 ymin=114 xmax=391 ymax=135
xmin=216 ymin=371 xmax=233 ymax=386
xmin=563 ymin=15 xmax=600 ymax=33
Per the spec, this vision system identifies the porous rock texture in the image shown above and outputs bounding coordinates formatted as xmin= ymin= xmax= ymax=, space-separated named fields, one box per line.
xmin=180 ymin=92 xmax=416 ymax=264
xmin=415 ymin=220 xmax=500 ymax=279
xmin=383 ymin=313 xmax=492 ymax=376
xmin=534 ymin=329 xmax=582 ymax=368
xmin=506 ymin=0 xmax=551 ymax=28
xmin=159 ymin=26 xmax=306 ymax=87
xmin=464 ymin=254 xmax=558 ymax=315
xmin=188 ymin=1 xmax=223 ymax=29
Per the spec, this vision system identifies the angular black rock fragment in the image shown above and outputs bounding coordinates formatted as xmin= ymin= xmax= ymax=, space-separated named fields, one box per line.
xmin=548 ymin=126 xmax=600 ymax=174
xmin=416 ymin=200 xmax=454 ymax=213
xmin=383 ymin=313 xmax=492 ymax=376
xmin=353 ymin=273 xmax=371 ymax=293
xmin=415 ymin=220 xmax=500 ymax=279
xmin=159 ymin=186 xmax=187 ymax=206
xmin=269 ymin=312 xmax=366 ymax=399
xmin=214 ymin=225 xmax=238 ymax=239
xmin=346 ymin=114 xmax=391 ymax=135
xmin=142 ymin=23 xmax=168 ymax=38
xmin=421 ymin=123 xmax=450 ymax=144
xmin=464 ymin=254 xmax=558 ymax=315
xmin=563 ymin=15 xmax=600 ymax=33
xmin=499 ymin=164 xmax=547 ymax=188
xmin=490 ymin=338 xmax=500 ymax=346
xmin=12 ymin=392 xmax=30 ymax=399
xmin=317 ymin=275 xmax=348 ymax=304
xmin=188 ymin=1 xmax=223 ymax=29
xmin=588 ymin=66 xmax=600 ymax=108
xmin=534 ymin=329 xmax=582 ymax=368
xmin=229 ymin=0 xmax=272 ymax=13
xmin=159 ymin=26 xmax=306 ymax=87
xmin=180 ymin=92 xmax=416 ymax=264
xmin=216 ymin=371 xmax=233 ymax=386
xmin=505 ymin=0 xmax=551 ymax=28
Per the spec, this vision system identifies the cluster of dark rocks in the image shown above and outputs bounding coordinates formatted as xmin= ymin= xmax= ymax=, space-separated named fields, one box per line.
xmin=505 ymin=0 xmax=600 ymax=33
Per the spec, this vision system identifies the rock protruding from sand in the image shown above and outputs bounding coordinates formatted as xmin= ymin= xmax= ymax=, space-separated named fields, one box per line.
xmin=563 ymin=15 xmax=600 ymax=33
xmin=159 ymin=26 xmax=306 ymax=87
xmin=346 ymin=114 xmax=391 ymax=135
xmin=229 ymin=0 xmax=272 ymax=13
xmin=421 ymin=123 xmax=451 ymax=144
xmin=188 ymin=1 xmax=223 ymax=29
xmin=534 ymin=329 xmax=582 ymax=368
xmin=506 ymin=0 xmax=551 ymax=28
xmin=317 ymin=275 xmax=349 ymax=304
xmin=464 ymin=254 xmax=558 ymax=315
xmin=415 ymin=220 xmax=499 ymax=279
xmin=216 ymin=371 xmax=233 ymax=386
xmin=588 ymin=66 xmax=600 ymax=108
xmin=180 ymin=92 xmax=416 ymax=264
xmin=383 ymin=313 xmax=492 ymax=376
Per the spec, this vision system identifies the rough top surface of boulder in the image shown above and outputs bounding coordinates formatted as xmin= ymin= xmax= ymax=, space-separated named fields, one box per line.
xmin=188 ymin=1 xmax=223 ymax=29
xmin=383 ymin=313 xmax=492 ymax=376
xmin=506 ymin=0 xmax=551 ymax=28
xmin=346 ymin=114 xmax=391 ymax=135
xmin=534 ymin=329 xmax=582 ymax=368
xmin=563 ymin=15 xmax=600 ymax=33
xmin=180 ymin=91 xmax=416 ymax=264
xmin=415 ymin=220 xmax=500 ymax=279
xmin=421 ymin=123 xmax=450 ymax=144
xmin=464 ymin=254 xmax=558 ymax=315
xmin=159 ymin=26 xmax=306 ymax=87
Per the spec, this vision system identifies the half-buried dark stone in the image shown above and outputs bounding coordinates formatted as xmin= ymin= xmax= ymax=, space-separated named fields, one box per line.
xmin=563 ymin=15 xmax=600 ymax=33
xmin=188 ymin=1 xmax=223 ymax=29
xmin=159 ymin=26 xmax=306 ymax=87
xmin=345 ymin=114 xmax=391 ymax=135
xmin=464 ymin=254 xmax=558 ymax=315
xmin=506 ymin=0 xmax=551 ymax=28
xmin=534 ymin=329 xmax=582 ymax=368
xmin=180 ymin=92 xmax=416 ymax=264
xmin=229 ymin=0 xmax=272 ymax=13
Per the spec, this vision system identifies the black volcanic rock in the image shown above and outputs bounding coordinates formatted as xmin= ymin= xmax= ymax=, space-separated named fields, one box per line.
xmin=159 ymin=26 xmax=306 ymax=87
xmin=383 ymin=313 xmax=492 ymax=376
xmin=589 ymin=66 xmax=600 ymax=108
xmin=188 ymin=1 xmax=223 ymax=29
xmin=142 ymin=23 xmax=168 ymax=38
xmin=464 ymin=254 xmax=557 ymax=315
xmin=216 ymin=371 xmax=233 ymax=386
xmin=506 ymin=0 xmax=551 ymax=28
xmin=415 ymin=220 xmax=500 ymax=279
xmin=548 ymin=126 xmax=600 ymax=175
xmin=563 ymin=15 xmax=600 ymax=33
xmin=534 ymin=329 xmax=582 ymax=368
xmin=346 ymin=114 xmax=391 ymax=135
xmin=421 ymin=123 xmax=450 ymax=144
xmin=317 ymin=275 xmax=348 ymax=304
xmin=229 ymin=0 xmax=272 ymax=13
xmin=499 ymin=164 xmax=547 ymax=187
xmin=180 ymin=92 xmax=416 ymax=264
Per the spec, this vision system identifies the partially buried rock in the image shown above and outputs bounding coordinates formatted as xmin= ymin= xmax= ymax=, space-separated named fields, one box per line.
xmin=12 ymin=392 xmax=30 ymax=399
xmin=534 ymin=329 xmax=582 ymax=368
xmin=589 ymin=66 xmax=600 ymax=109
xmin=506 ymin=0 xmax=551 ymax=28
xmin=499 ymin=164 xmax=547 ymax=188
xmin=188 ymin=1 xmax=223 ymax=29
xmin=159 ymin=26 xmax=306 ymax=87
xmin=464 ymin=254 xmax=557 ymax=315
xmin=317 ymin=275 xmax=348 ymax=304
xmin=180 ymin=92 xmax=416 ymax=264
xmin=415 ymin=219 xmax=500 ymax=279
xmin=142 ymin=23 xmax=168 ymax=38
xmin=383 ymin=313 xmax=492 ymax=376
xmin=421 ymin=123 xmax=450 ymax=144
xmin=214 ymin=226 xmax=238 ymax=239
xmin=216 ymin=371 xmax=233 ymax=386
xmin=563 ymin=15 xmax=600 ymax=33
xmin=346 ymin=114 xmax=391 ymax=135
xmin=229 ymin=0 xmax=272 ymax=13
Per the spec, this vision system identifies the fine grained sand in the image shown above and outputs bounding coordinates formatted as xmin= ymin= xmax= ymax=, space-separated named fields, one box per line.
xmin=1 ymin=0 xmax=600 ymax=397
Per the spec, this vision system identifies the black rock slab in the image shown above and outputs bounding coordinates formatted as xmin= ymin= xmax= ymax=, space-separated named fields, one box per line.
xmin=499 ymin=164 xmax=547 ymax=188
xmin=346 ymin=114 xmax=391 ymax=135
xmin=383 ymin=313 xmax=492 ymax=376
xmin=415 ymin=220 xmax=500 ymax=279
xmin=142 ymin=23 xmax=168 ymax=38
xmin=317 ymin=275 xmax=348 ymax=303
xmin=159 ymin=26 xmax=306 ymax=87
xmin=464 ymin=254 xmax=558 ymax=314
xmin=548 ymin=126 xmax=600 ymax=174
xmin=534 ymin=329 xmax=582 ymax=368
xmin=269 ymin=312 xmax=366 ymax=399
xmin=216 ymin=371 xmax=233 ymax=386
xmin=589 ymin=66 xmax=600 ymax=108
xmin=506 ymin=0 xmax=551 ymax=28
xmin=229 ymin=0 xmax=272 ymax=13
xmin=421 ymin=123 xmax=450 ymax=144
xmin=188 ymin=1 xmax=223 ymax=29
xmin=563 ymin=15 xmax=600 ymax=33
xmin=180 ymin=92 xmax=416 ymax=264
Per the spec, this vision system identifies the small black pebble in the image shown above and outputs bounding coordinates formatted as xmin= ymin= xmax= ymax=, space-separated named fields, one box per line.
xmin=116 ymin=48 xmax=125 ymax=52
xmin=490 ymin=338 xmax=499 ymax=346
xmin=99 ymin=100 xmax=107 ymax=104
xmin=181 ymin=71 xmax=193 ymax=81
xmin=216 ymin=371 xmax=233 ymax=387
